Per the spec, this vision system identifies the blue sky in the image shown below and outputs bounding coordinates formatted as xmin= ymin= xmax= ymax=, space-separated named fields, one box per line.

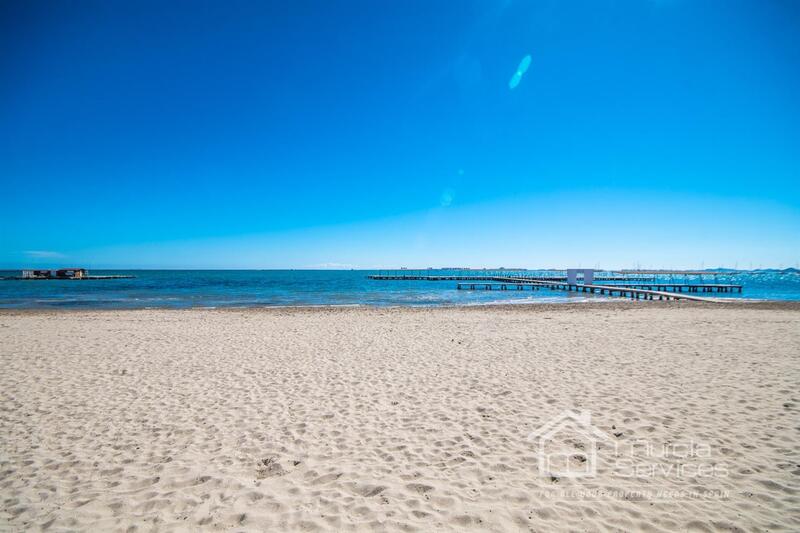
xmin=1 ymin=0 xmax=799 ymax=269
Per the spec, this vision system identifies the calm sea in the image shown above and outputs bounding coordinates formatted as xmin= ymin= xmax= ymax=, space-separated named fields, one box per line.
xmin=0 ymin=270 xmax=798 ymax=309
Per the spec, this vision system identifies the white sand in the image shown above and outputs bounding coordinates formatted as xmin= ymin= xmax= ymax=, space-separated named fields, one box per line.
xmin=1 ymin=303 xmax=799 ymax=532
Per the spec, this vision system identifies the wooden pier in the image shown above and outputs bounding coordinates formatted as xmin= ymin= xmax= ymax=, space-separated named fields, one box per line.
xmin=501 ymin=277 xmax=741 ymax=299
xmin=2 ymin=268 xmax=135 ymax=281
xmin=607 ymin=283 xmax=742 ymax=294
xmin=1 ymin=275 xmax=135 ymax=281
xmin=367 ymin=274 xmax=654 ymax=282
xmin=457 ymin=280 xmax=722 ymax=302
xmin=369 ymin=269 xmax=743 ymax=302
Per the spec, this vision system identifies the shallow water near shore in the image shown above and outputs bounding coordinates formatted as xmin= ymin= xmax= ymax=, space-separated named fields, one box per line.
xmin=0 ymin=269 xmax=798 ymax=309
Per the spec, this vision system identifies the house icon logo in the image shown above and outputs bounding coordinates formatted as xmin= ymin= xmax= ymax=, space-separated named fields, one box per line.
xmin=527 ymin=410 xmax=612 ymax=478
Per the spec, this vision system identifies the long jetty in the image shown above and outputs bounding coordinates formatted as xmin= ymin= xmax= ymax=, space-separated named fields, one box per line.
xmin=606 ymin=283 xmax=741 ymax=294
xmin=367 ymin=274 xmax=654 ymax=282
xmin=368 ymin=270 xmax=742 ymax=302
xmin=1 ymin=275 xmax=135 ymax=280
xmin=456 ymin=278 xmax=726 ymax=302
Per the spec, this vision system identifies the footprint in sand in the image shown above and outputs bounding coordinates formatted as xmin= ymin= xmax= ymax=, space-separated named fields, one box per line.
xmin=405 ymin=483 xmax=434 ymax=494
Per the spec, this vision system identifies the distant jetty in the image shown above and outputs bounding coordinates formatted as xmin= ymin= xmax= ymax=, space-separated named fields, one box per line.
xmin=369 ymin=268 xmax=743 ymax=302
xmin=2 ymin=268 xmax=134 ymax=280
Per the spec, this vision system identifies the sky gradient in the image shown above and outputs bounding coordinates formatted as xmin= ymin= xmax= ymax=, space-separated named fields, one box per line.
xmin=2 ymin=0 xmax=799 ymax=269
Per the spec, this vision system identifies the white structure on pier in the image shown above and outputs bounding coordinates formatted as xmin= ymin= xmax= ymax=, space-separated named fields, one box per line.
xmin=566 ymin=269 xmax=594 ymax=285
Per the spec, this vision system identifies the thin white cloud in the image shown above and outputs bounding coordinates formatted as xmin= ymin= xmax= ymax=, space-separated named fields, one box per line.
xmin=306 ymin=262 xmax=357 ymax=269
xmin=23 ymin=250 xmax=65 ymax=259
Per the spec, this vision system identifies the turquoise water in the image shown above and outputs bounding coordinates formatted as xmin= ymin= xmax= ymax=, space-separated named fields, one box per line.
xmin=0 ymin=270 xmax=798 ymax=309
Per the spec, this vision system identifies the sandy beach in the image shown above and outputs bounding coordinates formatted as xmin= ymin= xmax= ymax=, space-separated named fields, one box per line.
xmin=1 ymin=302 xmax=798 ymax=532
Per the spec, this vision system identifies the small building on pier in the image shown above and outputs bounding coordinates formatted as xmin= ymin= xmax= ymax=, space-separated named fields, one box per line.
xmin=566 ymin=269 xmax=594 ymax=285
xmin=21 ymin=268 xmax=88 ymax=279
xmin=21 ymin=269 xmax=51 ymax=279
xmin=56 ymin=268 xmax=87 ymax=279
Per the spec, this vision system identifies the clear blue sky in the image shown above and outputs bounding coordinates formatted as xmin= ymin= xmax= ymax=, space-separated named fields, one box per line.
xmin=2 ymin=0 xmax=799 ymax=269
